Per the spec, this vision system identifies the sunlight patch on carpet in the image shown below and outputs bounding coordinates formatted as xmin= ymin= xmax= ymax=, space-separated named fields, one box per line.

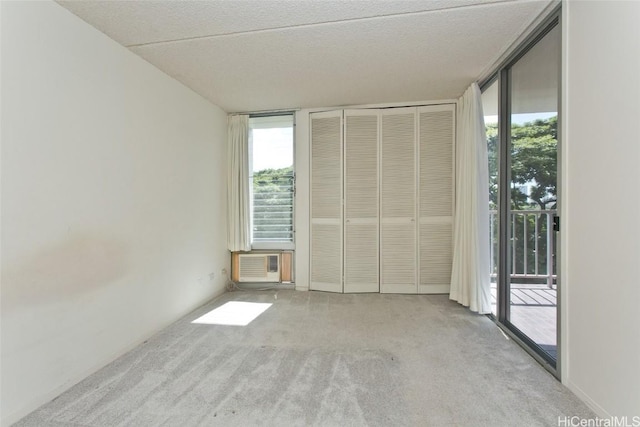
xmin=192 ymin=301 xmax=272 ymax=326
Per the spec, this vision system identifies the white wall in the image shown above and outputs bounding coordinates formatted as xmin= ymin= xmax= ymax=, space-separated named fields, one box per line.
xmin=0 ymin=2 xmax=229 ymax=424
xmin=562 ymin=0 xmax=640 ymax=418
xmin=294 ymin=111 xmax=311 ymax=290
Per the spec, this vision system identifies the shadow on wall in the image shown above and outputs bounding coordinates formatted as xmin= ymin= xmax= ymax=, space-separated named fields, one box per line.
xmin=1 ymin=233 xmax=129 ymax=312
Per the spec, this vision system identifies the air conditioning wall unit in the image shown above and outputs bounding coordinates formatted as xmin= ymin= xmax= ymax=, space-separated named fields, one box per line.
xmin=231 ymin=251 xmax=293 ymax=283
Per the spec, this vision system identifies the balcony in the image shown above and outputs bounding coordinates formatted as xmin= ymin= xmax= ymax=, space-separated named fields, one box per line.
xmin=490 ymin=210 xmax=557 ymax=358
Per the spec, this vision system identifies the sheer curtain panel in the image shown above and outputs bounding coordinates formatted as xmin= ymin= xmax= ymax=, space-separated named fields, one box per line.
xmin=227 ymin=115 xmax=251 ymax=252
xmin=450 ymin=83 xmax=492 ymax=313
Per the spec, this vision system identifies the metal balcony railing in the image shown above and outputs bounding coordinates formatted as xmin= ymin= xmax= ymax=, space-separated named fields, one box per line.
xmin=489 ymin=210 xmax=557 ymax=288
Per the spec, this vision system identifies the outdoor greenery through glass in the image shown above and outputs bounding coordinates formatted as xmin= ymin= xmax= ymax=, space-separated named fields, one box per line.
xmin=487 ymin=116 xmax=558 ymax=282
xmin=252 ymin=166 xmax=294 ymax=242
xmin=249 ymin=115 xmax=294 ymax=244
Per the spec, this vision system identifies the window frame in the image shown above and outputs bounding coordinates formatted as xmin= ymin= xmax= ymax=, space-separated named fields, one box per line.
xmin=248 ymin=113 xmax=296 ymax=251
xmin=479 ymin=7 xmax=561 ymax=378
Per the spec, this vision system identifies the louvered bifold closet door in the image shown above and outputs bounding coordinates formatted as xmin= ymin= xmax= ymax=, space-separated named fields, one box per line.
xmin=310 ymin=111 xmax=343 ymax=293
xmin=418 ymin=105 xmax=455 ymax=294
xmin=380 ymin=108 xmax=417 ymax=293
xmin=343 ymin=110 xmax=379 ymax=293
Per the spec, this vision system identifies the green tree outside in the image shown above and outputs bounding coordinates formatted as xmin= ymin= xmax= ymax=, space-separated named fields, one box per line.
xmin=487 ymin=116 xmax=557 ymax=210
xmin=252 ymin=166 xmax=294 ymax=241
xmin=487 ymin=116 xmax=557 ymax=280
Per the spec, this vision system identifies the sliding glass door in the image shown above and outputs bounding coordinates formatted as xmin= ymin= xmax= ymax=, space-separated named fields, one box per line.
xmin=507 ymin=23 xmax=560 ymax=364
xmin=482 ymin=14 xmax=560 ymax=371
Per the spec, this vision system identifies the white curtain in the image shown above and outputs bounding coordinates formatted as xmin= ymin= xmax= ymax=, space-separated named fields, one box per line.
xmin=450 ymin=83 xmax=492 ymax=314
xmin=227 ymin=115 xmax=251 ymax=252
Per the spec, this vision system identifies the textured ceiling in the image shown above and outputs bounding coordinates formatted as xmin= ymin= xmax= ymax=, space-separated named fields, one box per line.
xmin=57 ymin=0 xmax=556 ymax=113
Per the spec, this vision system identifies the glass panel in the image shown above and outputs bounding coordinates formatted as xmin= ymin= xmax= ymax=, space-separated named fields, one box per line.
xmin=482 ymin=79 xmax=499 ymax=316
xmin=249 ymin=115 xmax=294 ymax=244
xmin=508 ymin=25 xmax=559 ymax=361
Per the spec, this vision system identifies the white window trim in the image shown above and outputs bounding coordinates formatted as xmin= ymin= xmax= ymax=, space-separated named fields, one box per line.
xmin=252 ymin=241 xmax=296 ymax=251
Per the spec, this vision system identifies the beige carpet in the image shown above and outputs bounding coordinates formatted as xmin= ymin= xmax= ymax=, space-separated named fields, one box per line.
xmin=15 ymin=290 xmax=595 ymax=426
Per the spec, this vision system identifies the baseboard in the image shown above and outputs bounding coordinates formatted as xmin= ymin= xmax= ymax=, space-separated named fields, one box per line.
xmin=565 ymin=379 xmax=611 ymax=419
xmin=2 ymin=287 xmax=227 ymax=427
xmin=2 ymin=334 xmax=157 ymax=426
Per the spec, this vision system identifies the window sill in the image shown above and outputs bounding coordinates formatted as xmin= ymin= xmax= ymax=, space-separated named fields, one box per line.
xmin=251 ymin=242 xmax=295 ymax=251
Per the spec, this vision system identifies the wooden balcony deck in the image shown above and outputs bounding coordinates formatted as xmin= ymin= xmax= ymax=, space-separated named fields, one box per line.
xmin=491 ymin=283 xmax=557 ymax=359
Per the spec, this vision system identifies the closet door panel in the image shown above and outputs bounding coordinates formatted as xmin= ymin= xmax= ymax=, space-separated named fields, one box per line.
xmin=310 ymin=111 xmax=343 ymax=292
xmin=419 ymin=220 xmax=453 ymax=294
xmin=344 ymin=222 xmax=379 ymax=292
xmin=381 ymin=222 xmax=416 ymax=293
xmin=311 ymin=223 xmax=342 ymax=290
xmin=344 ymin=110 xmax=379 ymax=293
xmin=418 ymin=105 xmax=455 ymax=294
xmin=419 ymin=108 xmax=454 ymax=216
xmin=380 ymin=108 xmax=417 ymax=293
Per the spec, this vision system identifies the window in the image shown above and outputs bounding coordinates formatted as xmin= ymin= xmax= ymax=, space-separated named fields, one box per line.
xmin=248 ymin=114 xmax=295 ymax=249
